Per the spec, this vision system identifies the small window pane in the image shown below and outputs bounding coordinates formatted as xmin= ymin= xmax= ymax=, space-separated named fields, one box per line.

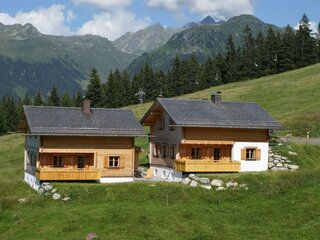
xmin=109 ymin=156 xmax=120 ymax=168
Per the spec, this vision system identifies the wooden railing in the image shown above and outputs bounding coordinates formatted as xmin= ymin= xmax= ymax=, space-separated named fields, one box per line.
xmin=35 ymin=168 xmax=100 ymax=181
xmin=175 ymin=159 xmax=240 ymax=172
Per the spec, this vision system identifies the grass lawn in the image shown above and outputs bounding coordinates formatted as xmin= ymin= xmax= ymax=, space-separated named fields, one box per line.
xmin=1 ymin=133 xmax=320 ymax=239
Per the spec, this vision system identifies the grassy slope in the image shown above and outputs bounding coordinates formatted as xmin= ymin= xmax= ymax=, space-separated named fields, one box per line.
xmin=1 ymin=134 xmax=320 ymax=239
xmin=1 ymin=65 xmax=320 ymax=239
xmin=128 ymin=64 xmax=320 ymax=137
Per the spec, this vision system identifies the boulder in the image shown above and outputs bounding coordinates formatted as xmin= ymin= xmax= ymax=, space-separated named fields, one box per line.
xmin=211 ymin=179 xmax=223 ymax=187
xmin=271 ymin=167 xmax=288 ymax=171
xmin=199 ymin=177 xmax=210 ymax=184
xmin=189 ymin=180 xmax=198 ymax=187
xmin=182 ymin=177 xmax=191 ymax=185
xmin=189 ymin=174 xmax=200 ymax=181
xmin=41 ymin=182 xmax=51 ymax=186
xmin=200 ymin=185 xmax=212 ymax=190
xmin=51 ymin=188 xmax=57 ymax=194
xmin=273 ymin=160 xmax=279 ymax=164
xmin=18 ymin=198 xmax=27 ymax=203
xmin=288 ymin=164 xmax=299 ymax=170
xmin=37 ymin=188 xmax=45 ymax=194
xmin=239 ymin=183 xmax=247 ymax=188
xmin=216 ymin=186 xmax=225 ymax=191
xmin=281 ymin=156 xmax=288 ymax=160
xmin=288 ymin=151 xmax=298 ymax=156
xmin=62 ymin=197 xmax=71 ymax=201
xmin=52 ymin=193 xmax=61 ymax=200
xmin=276 ymin=163 xmax=283 ymax=167
xmin=43 ymin=184 xmax=53 ymax=191
xmin=225 ymin=181 xmax=238 ymax=188
xmin=268 ymin=162 xmax=275 ymax=168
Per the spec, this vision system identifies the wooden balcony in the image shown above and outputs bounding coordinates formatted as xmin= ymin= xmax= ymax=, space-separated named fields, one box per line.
xmin=175 ymin=159 xmax=240 ymax=172
xmin=35 ymin=168 xmax=100 ymax=181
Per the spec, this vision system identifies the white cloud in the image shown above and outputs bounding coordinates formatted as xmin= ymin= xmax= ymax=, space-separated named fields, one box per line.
xmin=0 ymin=4 xmax=74 ymax=35
xmin=146 ymin=0 xmax=253 ymax=20
xmin=295 ymin=21 xmax=319 ymax=34
xmin=147 ymin=0 xmax=183 ymax=11
xmin=189 ymin=0 xmax=253 ymax=19
xmin=72 ymin=0 xmax=132 ymax=9
xmin=77 ymin=9 xmax=151 ymax=40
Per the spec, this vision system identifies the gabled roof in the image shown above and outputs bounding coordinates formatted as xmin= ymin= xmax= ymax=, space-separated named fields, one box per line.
xmin=141 ymin=98 xmax=282 ymax=130
xmin=19 ymin=106 xmax=146 ymax=137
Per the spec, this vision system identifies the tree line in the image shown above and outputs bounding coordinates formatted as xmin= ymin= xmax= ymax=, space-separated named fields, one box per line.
xmin=0 ymin=14 xmax=319 ymax=135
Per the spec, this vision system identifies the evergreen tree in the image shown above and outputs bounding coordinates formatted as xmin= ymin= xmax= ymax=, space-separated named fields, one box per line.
xmin=265 ymin=27 xmax=279 ymax=74
xmin=240 ymin=25 xmax=258 ymax=79
xmin=213 ymin=53 xmax=226 ymax=84
xmin=104 ymin=69 xmax=121 ymax=107
xmin=184 ymin=53 xmax=199 ymax=93
xmin=34 ymin=90 xmax=44 ymax=106
xmin=295 ymin=14 xmax=317 ymax=67
xmin=48 ymin=86 xmax=60 ymax=106
xmin=199 ymin=56 xmax=219 ymax=89
xmin=23 ymin=93 xmax=31 ymax=105
xmin=61 ymin=92 xmax=73 ymax=107
xmin=278 ymin=25 xmax=296 ymax=72
xmin=74 ymin=90 xmax=83 ymax=107
xmin=316 ymin=22 xmax=320 ymax=63
xmin=121 ymin=71 xmax=133 ymax=106
xmin=1 ymin=96 xmax=18 ymax=132
xmin=85 ymin=68 xmax=103 ymax=107
xmin=167 ymin=55 xmax=182 ymax=97
xmin=225 ymin=35 xmax=240 ymax=82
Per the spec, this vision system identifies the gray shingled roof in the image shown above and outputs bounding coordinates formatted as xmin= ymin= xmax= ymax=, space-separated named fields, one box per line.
xmin=23 ymin=106 xmax=145 ymax=136
xmin=142 ymin=98 xmax=282 ymax=130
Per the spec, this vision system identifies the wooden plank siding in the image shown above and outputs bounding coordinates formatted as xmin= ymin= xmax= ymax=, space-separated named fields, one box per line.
xmin=184 ymin=128 xmax=269 ymax=142
xmin=179 ymin=144 xmax=232 ymax=161
xmin=175 ymin=159 xmax=240 ymax=172
xmin=36 ymin=136 xmax=138 ymax=179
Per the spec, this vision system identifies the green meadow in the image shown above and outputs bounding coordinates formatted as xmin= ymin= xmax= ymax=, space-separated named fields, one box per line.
xmin=1 ymin=64 xmax=320 ymax=239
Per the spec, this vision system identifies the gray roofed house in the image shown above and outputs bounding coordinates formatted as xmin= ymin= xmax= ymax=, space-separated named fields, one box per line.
xmin=140 ymin=92 xmax=283 ymax=179
xmin=19 ymin=104 xmax=145 ymax=137
xmin=141 ymin=95 xmax=282 ymax=130
xmin=19 ymin=99 xmax=145 ymax=188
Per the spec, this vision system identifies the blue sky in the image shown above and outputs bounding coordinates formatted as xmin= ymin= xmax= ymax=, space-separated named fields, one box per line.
xmin=0 ymin=0 xmax=319 ymax=40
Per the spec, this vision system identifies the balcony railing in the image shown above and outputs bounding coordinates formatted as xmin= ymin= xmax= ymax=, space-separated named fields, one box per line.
xmin=35 ymin=168 xmax=100 ymax=181
xmin=175 ymin=159 xmax=240 ymax=172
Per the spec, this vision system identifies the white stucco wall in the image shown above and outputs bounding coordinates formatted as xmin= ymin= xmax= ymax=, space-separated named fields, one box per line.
xmin=151 ymin=165 xmax=183 ymax=182
xmin=232 ymin=142 xmax=269 ymax=172
xmin=99 ymin=177 xmax=134 ymax=183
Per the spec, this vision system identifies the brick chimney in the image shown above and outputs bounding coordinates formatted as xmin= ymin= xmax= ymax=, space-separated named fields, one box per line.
xmin=211 ymin=91 xmax=222 ymax=105
xmin=82 ymin=98 xmax=91 ymax=114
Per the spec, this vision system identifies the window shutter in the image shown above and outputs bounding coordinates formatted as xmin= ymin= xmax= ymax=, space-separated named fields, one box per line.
xmin=104 ymin=157 xmax=108 ymax=168
xmin=241 ymin=149 xmax=246 ymax=160
xmin=255 ymin=149 xmax=261 ymax=160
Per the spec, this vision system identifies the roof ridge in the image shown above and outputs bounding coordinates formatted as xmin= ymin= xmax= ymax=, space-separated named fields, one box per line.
xmin=23 ymin=105 xmax=132 ymax=111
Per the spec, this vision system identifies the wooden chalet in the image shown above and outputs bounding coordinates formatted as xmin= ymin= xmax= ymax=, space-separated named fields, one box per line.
xmin=140 ymin=92 xmax=282 ymax=181
xmin=18 ymin=99 xmax=145 ymax=189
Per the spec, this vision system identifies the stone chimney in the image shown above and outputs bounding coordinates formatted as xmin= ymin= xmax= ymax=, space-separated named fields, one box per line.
xmin=82 ymin=98 xmax=91 ymax=114
xmin=211 ymin=91 xmax=222 ymax=105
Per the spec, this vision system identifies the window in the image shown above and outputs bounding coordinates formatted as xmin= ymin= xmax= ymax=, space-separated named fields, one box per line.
xmin=77 ymin=156 xmax=85 ymax=168
xmin=191 ymin=148 xmax=200 ymax=159
xmin=153 ymin=144 xmax=160 ymax=157
xmin=158 ymin=117 xmax=164 ymax=130
xmin=241 ymin=148 xmax=261 ymax=161
xmin=170 ymin=145 xmax=176 ymax=159
xmin=53 ymin=156 xmax=63 ymax=168
xmin=169 ymin=118 xmax=176 ymax=131
xmin=214 ymin=148 xmax=220 ymax=160
xmin=161 ymin=144 xmax=168 ymax=157
xmin=109 ymin=156 xmax=120 ymax=168
xmin=246 ymin=148 xmax=255 ymax=160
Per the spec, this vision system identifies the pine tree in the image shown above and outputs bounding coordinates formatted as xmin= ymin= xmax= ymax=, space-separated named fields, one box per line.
xmin=121 ymin=71 xmax=133 ymax=106
xmin=23 ymin=93 xmax=31 ymax=105
xmin=213 ymin=53 xmax=226 ymax=84
xmin=85 ymin=68 xmax=103 ymax=107
xmin=225 ymin=35 xmax=240 ymax=83
xmin=199 ymin=56 xmax=219 ymax=89
xmin=1 ymin=96 xmax=18 ymax=132
xmin=278 ymin=25 xmax=296 ymax=72
xmin=167 ymin=55 xmax=182 ymax=97
xmin=184 ymin=53 xmax=199 ymax=93
xmin=316 ymin=22 xmax=320 ymax=63
xmin=74 ymin=90 xmax=83 ymax=107
xmin=48 ymin=86 xmax=60 ymax=106
xmin=34 ymin=90 xmax=44 ymax=106
xmin=61 ymin=92 xmax=73 ymax=107
xmin=104 ymin=69 xmax=120 ymax=107
xmin=295 ymin=14 xmax=317 ymax=67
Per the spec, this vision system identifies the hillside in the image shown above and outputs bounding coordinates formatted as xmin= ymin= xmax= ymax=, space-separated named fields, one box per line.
xmin=128 ymin=64 xmax=320 ymax=137
xmin=113 ymin=23 xmax=180 ymax=56
xmin=0 ymin=22 xmax=136 ymax=97
xmin=127 ymin=14 xmax=281 ymax=75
